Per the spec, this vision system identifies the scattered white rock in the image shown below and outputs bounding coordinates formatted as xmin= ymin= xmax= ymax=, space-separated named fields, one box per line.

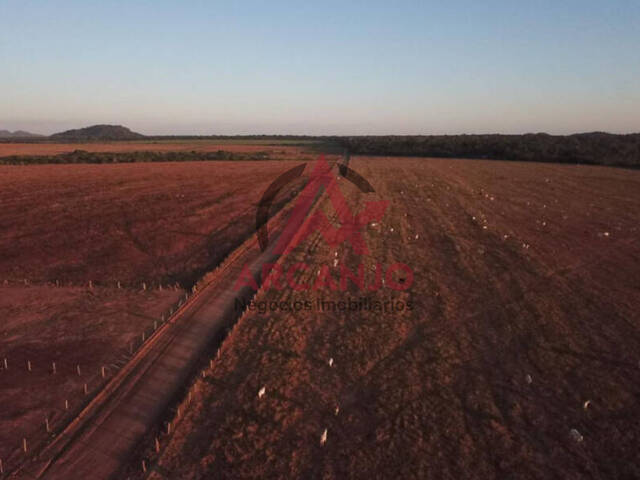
xmin=335 ymin=406 xmax=340 ymax=416
xmin=570 ymin=428 xmax=584 ymax=443
xmin=258 ymin=386 xmax=266 ymax=399
xmin=415 ymin=234 xmax=420 ymax=240
xmin=525 ymin=374 xmax=532 ymax=385
xmin=583 ymin=400 xmax=591 ymax=410
xmin=328 ymin=357 xmax=334 ymax=367
xmin=320 ymin=428 xmax=328 ymax=446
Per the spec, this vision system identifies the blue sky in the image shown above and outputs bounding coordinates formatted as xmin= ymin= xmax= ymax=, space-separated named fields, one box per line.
xmin=1 ymin=1 xmax=639 ymax=135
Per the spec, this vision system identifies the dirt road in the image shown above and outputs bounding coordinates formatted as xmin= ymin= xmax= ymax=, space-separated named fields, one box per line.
xmin=146 ymin=157 xmax=640 ymax=479
xmin=14 ymin=159 xmax=328 ymax=480
xmin=17 ymin=229 xmax=282 ymax=479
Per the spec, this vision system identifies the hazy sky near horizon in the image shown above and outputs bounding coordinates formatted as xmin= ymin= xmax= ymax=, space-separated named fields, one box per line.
xmin=1 ymin=1 xmax=639 ymax=135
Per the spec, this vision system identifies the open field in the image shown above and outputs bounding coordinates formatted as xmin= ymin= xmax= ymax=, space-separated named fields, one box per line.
xmin=0 ymin=161 xmax=304 ymax=286
xmin=0 ymin=159 xmax=306 ymax=469
xmin=0 ymin=141 xmax=311 ymax=158
xmin=150 ymin=157 xmax=640 ymax=479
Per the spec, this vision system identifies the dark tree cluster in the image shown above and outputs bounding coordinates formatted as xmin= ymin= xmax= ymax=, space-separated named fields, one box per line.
xmin=337 ymin=133 xmax=640 ymax=167
xmin=0 ymin=149 xmax=271 ymax=165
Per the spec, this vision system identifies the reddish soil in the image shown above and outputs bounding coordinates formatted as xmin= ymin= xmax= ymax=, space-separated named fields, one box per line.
xmin=0 ymin=161 xmax=302 ymax=287
xmin=0 ymin=285 xmax=181 ymax=463
xmin=150 ymin=157 xmax=640 ymax=479
xmin=0 ymin=159 xmax=304 ymax=469
xmin=0 ymin=141 xmax=310 ymax=158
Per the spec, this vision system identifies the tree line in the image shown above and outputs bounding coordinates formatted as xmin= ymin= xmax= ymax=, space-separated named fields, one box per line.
xmin=337 ymin=133 xmax=640 ymax=167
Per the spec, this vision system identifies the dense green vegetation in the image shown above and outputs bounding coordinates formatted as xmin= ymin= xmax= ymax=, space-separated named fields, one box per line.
xmin=0 ymin=149 xmax=271 ymax=165
xmin=338 ymin=133 xmax=640 ymax=167
xmin=3 ymin=126 xmax=640 ymax=167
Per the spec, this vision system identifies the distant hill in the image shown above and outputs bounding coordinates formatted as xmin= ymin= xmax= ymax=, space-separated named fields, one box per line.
xmin=50 ymin=125 xmax=145 ymax=141
xmin=0 ymin=129 xmax=43 ymax=138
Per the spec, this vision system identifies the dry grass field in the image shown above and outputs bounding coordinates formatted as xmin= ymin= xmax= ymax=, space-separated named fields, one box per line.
xmin=149 ymin=157 xmax=640 ymax=479
xmin=0 ymin=159 xmax=302 ymax=466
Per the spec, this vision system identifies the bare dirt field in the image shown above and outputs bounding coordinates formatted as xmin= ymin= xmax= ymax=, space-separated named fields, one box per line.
xmin=0 ymin=161 xmax=302 ymax=287
xmin=150 ymin=157 xmax=640 ymax=479
xmin=0 ymin=141 xmax=310 ymax=159
xmin=0 ymin=160 xmax=304 ymax=468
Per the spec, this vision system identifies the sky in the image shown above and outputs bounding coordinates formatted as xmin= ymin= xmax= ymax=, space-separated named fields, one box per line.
xmin=1 ymin=1 xmax=639 ymax=135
